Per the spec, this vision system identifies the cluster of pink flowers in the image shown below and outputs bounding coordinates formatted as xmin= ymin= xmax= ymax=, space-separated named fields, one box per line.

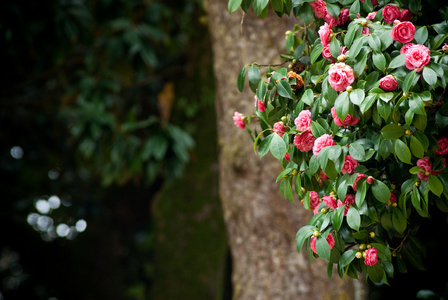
xmin=310 ymin=0 xmax=351 ymax=26
xmin=382 ymin=5 xmax=412 ymax=23
xmin=435 ymin=137 xmax=448 ymax=155
xmin=273 ymin=122 xmax=286 ymax=137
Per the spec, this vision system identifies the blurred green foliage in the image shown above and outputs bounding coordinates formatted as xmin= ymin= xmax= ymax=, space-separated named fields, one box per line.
xmin=0 ymin=0 xmax=223 ymax=299
xmin=1 ymin=0 xmax=202 ymax=187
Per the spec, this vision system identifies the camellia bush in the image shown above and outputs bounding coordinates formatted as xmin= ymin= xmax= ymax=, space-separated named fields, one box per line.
xmin=230 ymin=0 xmax=448 ymax=284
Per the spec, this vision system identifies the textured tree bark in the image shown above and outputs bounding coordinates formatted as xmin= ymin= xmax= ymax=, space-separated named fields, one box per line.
xmin=204 ymin=1 xmax=366 ymax=299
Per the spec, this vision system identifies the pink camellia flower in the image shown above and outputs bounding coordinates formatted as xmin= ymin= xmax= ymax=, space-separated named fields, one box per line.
xmin=294 ymin=131 xmax=316 ymax=152
xmin=352 ymin=173 xmax=367 ymax=191
xmin=324 ymin=12 xmax=337 ymax=25
xmin=233 ymin=112 xmax=245 ymax=129
xmin=391 ymin=21 xmax=416 ymax=43
xmin=342 ymin=155 xmax=358 ymax=175
xmin=337 ymin=8 xmax=350 ymax=25
xmin=322 ymin=45 xmax=333 ymax=59
xmin=320 ymin=171 xmax=328 ymax=181
xmin=405 ymin=44 xmax=431 ymax=72
xmin=318 ymin=22 xmax=332 ymax=47
xmin=400 ymin=43 xmax=415 ymax=54
xmin=400 ymin=9 xmax=412 ymax=21
xmin=254 ymin=96 xmax=266 ymax=112
xmin=328 ymin=63 xmax=355 ymax=92
xmin=310 ymin=234 xmax=335 ymax=254
xmin=365 ymin=247 xmax=379 ymax=266
xmin=340 ymin=46 xmax=348 ymax=55
xmin=435 ymin=137 xmax=448 ymax=155
xmin=284 ymin=153 xmax=290 ymax=161
xmin=313 ymin=134 xmax=335 ymax=157
xmin=323 ymin=195 xmax=337 ymax=209
xmin=309 ymin=191 xmax=320 ymax=209
xmin=382 ymin=5 xmax=401 ymax=23
xmin=310 ymin=0 xmax=327 ymax=19
xmin=297 ymin=132 xmax=313 ymax=152
xmin=331 ymin=107 xmax=360 ymax=127
xmin=295 ymin=110 xmax=312 ymax=132
xmin=390 ymin=192 xmax=397 ymax=203
xmin=379 ymin=75 xmax=398 ymax=91
xmin=417 ymin=157 xmax=433 ymax=181
xmin=338 ymin=194 xmax=355 ymax=216
xmin=273 ymin=122 xmax=286 ymax=137
xmin=366 ymin=12 xmax=377 ymax=21
xmin=367 ymin=176 xmax=375 ymax=184
xmin=360 ymin=0 xmax=378 ymax=5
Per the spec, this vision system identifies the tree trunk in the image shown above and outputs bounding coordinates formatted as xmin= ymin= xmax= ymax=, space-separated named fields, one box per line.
xmin=204 ymin=1 xmax=366 ymax=299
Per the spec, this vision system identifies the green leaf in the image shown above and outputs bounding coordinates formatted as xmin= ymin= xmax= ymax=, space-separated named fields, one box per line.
xmin=311 ymin=44 xmax=324 ymax=63
xmin=253 ymin=0 xmax=269 ymax=16
xmin=414 ymin=26 xmax=428 ymax=45
xmin=345 ymin=24 xmax=361 ymax=48
xmin=330 ymin=37 xmax=341 ymax=58
xmin=423 ymin=67 xmax=438 ymax=88
xmin=350 ymin=89 xmax=365 ymax=105
xmin=256 ymin=80 xmax=267 ymax=102
xmin=392 ymin=207 xmax=407 ymax=234
xmin=388 ymin=54 xmax=406 ymax=69
xmin=237 ymin=65 xmax=247 ymax=92
xmin=360 ymin=94 xmax=377 ymax=113
xmin=410 ymin=136 xmax=424 ymax=158
xmin=380 ymin=210 xmax=392 ymax=231
xmin=372 ymin=51 xmax=386 ymax=72
xmin=349 ymin=0 xmax=361 ymax=20
xmin=228 ymin=0 xmax=243 ymax=13
xmin=339 ymin=249 xmax=358 ymax=268
xmin=270 ymin=133 xmax=287 ymax=160
xmin=258 ymin=133 xmax=274 ymax=157
xmin=248 ymin=65 xmax=261 ymax=84
xmin=316 ymin=236 xmax=331 ymax=260
xmin=381 ymin=124 xmax=404 ymax=140
xmin=409 ymin=93 xmax=425 ymax=115
xmin=297 ymin=3 xmax=313 ymax=25
xmin=348 ymin=35 xmax=365 ymax=60
xmin=294 ymin=44 xmax=307 ymax=60
xmin=403 ymin=70 xmax=417 ymax=94
xmin=326 ymin=2 xmax=341 ymax=18
xmin=372 ymin=179 xmax=390 ymax=203
xmin=285 ymin=33 xmax=295 ymax=52
xmin=335 ymin=91 xmax=349 ymax=121
xmin=349 ymin=143 xmax=365 ymax=161
xmin=333 ymin=205 xmax=345 ymax=231
xmin=296 ymin=225 xmax=316 ymax=253
xmin=366 ymin=262 xmax=385 ymax=283
xmin=347 ymin=206 xmax=361 ymax=231
xmin=276 ymin=80 xmax=293 ymax=99
xmin=356 ymin=180 xmax=367 ymax=207
xmin=395 ymin=139 xmax=412 ymax=164
xmin=354 ymin=51 xmax=369 ymax=77
xmin=271 ymin=0 xmax=284 ymax=12
xmin=428 ymin=175 xmax=443 ymax=196
xmin=368 ymin=34 xmax=382 ymax=52
xmin=310 ymin=120 xmax=327 ymax=138
xmin=302 ymin=88 xmax=314 ymax=105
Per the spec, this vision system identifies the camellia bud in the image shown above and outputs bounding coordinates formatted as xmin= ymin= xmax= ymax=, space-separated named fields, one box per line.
xmin=346 ymin=85 xmax=353 ymax=93
xmin=391 ymin=184 xmax=396 ymax=190
xmin=321 ymin=208 xmax=328 ymax=214
xmin=405 ymin=129 xmax=412 ymax=135
xmin=392 ymin=202 xmax=398 ymax=208
xmin=393 ymin=20 xmax=401 ymax=26
xmin=292 ymin=59 xmax=297 ymax=63
xmin=291 ymin=169 xmax=298 ymax=176
xmin=443 ymin=44 xmax=448 ymax=53
xmin=361 ymin=20 xmax=368 ymax=27
xmin=425 ymin=171 xmax=431 ymax=176
xmin=285 ymin=30 xmax=292 ymax=36
xmin=367 ymin=244 xmax=372 ymax=249
xmin=363 ymin=251 xmax=367 ymax=258
xmin=288 ymin=64 xmax=293 ymax=69
xmin=356 ymin=252 xmax=363 ymax=259
xmin=369 ymin=232 xmax=375 ymax=238
xmin=281 ymin=116 xmax=287 ymax=122
xmin=415 ymin=181 xmax=420 ymax=187
xmin=301 ymin=187 xmax=306 ymax=193
xmin=403 ymin=92 xmax=408 ymax=98
xmin=359 ymin=244 xmax=366 ymax=250
xmin=337 ymin=54 xmax=347 ymax=62
xmin=367 ymin=176 xmax=374 ymax=184
xmin=313 ymin=230 xmax=320 ymax=237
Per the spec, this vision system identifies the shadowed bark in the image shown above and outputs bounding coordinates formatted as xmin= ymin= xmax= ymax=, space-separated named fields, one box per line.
xmin=205 ymin=1 xmax=366 ymax=299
